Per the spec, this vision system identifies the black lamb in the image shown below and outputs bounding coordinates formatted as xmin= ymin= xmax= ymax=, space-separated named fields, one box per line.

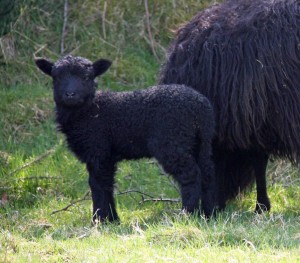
xmin=160 ymin=0 xmax=300 ymax=213
xmin=35 ymin=55 xmax=216 ymax=222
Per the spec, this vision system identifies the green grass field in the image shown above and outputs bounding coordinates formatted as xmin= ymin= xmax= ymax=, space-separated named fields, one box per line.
xmin=0 ymin=1 xmax=299 ymax=262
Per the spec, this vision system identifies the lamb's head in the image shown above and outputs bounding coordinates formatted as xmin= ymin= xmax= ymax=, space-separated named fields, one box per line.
xmin=35 ymin=55 xmax=111 ymax=107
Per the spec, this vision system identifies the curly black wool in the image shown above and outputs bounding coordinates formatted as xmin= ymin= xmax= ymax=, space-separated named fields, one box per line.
xmin=36 ymin=55 xmax=216 ymax=222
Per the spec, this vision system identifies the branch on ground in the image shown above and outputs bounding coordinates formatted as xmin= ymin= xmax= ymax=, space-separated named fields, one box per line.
xmin=51 ymin=190 xmax=91 ymax=215
xmin=50 ymin=189 xmax=180 ymax=215
xmin=147 ymin=160 xmax=180 ymax=194
xmin=9 ymin=146 xmax=57 ymax=176
xmin=139 ymin=197 xmax=180 ymax=205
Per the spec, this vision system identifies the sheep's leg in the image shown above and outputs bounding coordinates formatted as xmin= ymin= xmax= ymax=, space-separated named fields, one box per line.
xmin=87 ymin=161 xmax=119 ymax=223
xmin=254 ymin=153 xmax=270 ymax=213
xmin=214 ymin=150 xmax=254 ymax=211
xmin=214 ymin=149 xmax=270 ymax=212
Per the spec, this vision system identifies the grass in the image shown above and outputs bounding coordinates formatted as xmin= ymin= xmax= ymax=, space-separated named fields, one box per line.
xmin=1 ymin=204 xmax=299 ymax=262
xmin=0 ymin=0 xmax=300 ymax=262
xmin=0 ymin=83 xmax=299 ymax=263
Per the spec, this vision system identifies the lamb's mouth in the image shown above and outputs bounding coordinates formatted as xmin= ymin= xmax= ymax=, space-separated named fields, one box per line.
xmin=62 ymin=97 xmax=85 ymax=107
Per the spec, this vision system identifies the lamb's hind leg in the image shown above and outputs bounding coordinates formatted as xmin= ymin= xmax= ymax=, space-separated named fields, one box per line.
xmin=154 ymin=150 xmax=203 ymax=215
xmin=198 ymin=140 xmax=216 ymax=217
xmin=176 ymin=160 xmax=202 ymax=215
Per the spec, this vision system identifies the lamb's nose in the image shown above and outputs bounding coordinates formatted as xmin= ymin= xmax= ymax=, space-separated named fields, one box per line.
xmin=65 ymin=92 xmax=76 ymax=98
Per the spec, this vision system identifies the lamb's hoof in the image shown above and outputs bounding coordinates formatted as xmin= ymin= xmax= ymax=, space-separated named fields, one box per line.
xmin=200 ymin=206 xmax=216 ymax=219
xmin=92 ymin=214 xmax=120 ymax=226
xmin=215 ymin=203 xmax=226 ymax=212
xmin=255 ymin=201 xmax=271 ymax=213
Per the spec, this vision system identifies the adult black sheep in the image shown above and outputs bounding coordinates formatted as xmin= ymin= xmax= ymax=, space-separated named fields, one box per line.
xmin=159 ymin=0 xmax=300 ymax=212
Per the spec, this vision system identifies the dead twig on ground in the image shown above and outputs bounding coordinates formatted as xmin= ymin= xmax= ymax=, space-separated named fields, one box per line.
xmin=140 ymin=197 xmax=180 ymax=205
xmin=16 ymin=176 xmax=61 ymax=181
xmin=161 ymin=171 xmax=180 ymax=194
xmin=9 ymin=147 xmax=57 ymax=176
xmin=117 ymin=189 xmax=155 ymax=199
xmin=50 ymin=188 xmax=180 ymax=215
xmin=118 ymin=189 xmax=180 ymax=205
xmin=51 ymin=190 xmax=91 ymax=215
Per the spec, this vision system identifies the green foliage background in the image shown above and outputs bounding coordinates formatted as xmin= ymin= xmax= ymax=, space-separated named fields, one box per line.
xmin=0 ymin=0 xmax=213 ymax=86
xmin=0 ymin=0 xmax=299 ymax=262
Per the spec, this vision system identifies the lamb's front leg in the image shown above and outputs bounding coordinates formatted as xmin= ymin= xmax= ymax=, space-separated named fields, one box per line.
xmin=87 ymin=160 xmax=119 ymax=223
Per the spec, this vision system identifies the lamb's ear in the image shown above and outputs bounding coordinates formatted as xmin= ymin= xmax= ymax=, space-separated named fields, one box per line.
xmin=35 ymin=58 xmax=54 ymax=76
xmin=93 ymin=59 xmax=112 ymax=77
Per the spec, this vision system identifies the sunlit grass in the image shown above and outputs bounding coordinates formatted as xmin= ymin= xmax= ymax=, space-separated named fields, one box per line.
xmin=1 ymin=0 xmax=299 ymax=261
xmin=0 ymin=80 xmax=299 ymax=263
